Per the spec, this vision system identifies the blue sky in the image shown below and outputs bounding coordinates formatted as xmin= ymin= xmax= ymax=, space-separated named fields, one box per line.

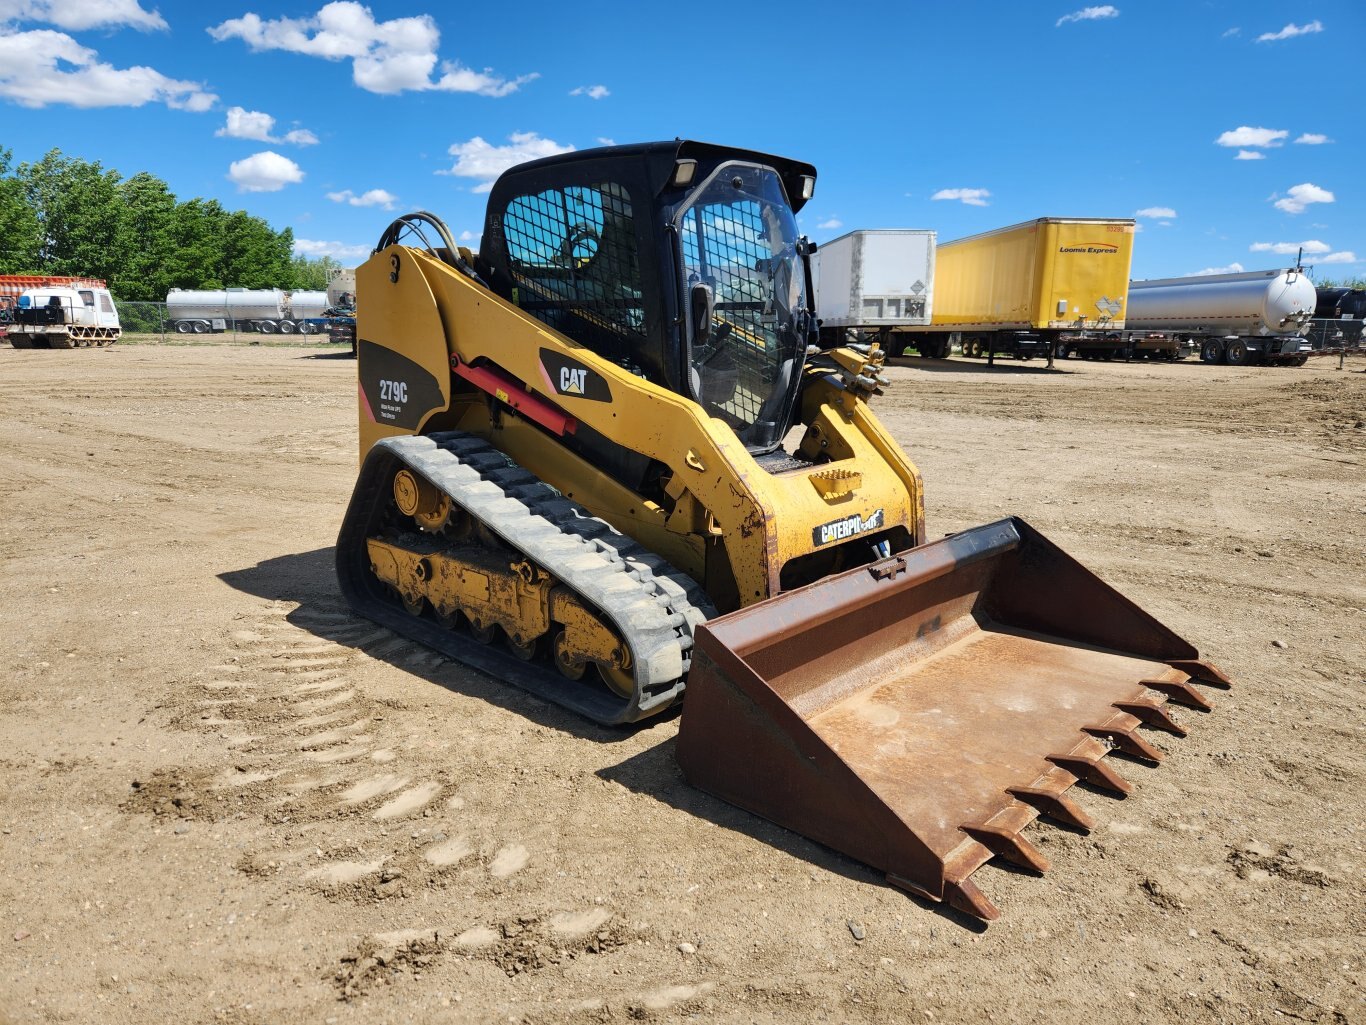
xmin=0 ymin=0 xmax=1361 ymax=281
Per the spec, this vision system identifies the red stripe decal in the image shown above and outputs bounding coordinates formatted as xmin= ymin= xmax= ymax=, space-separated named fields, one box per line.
xmin=452 ymin=357 xmax=577 ymax=436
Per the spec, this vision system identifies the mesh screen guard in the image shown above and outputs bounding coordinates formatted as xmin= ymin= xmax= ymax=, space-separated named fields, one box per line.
xmin=502 ymin=182 xmax=646 ymax=370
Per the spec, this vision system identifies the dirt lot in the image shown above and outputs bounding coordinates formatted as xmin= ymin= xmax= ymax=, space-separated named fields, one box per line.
xmin=1 ymin=343 xmax=1362 ymax=1025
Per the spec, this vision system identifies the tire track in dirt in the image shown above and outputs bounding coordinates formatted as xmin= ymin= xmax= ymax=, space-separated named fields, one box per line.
xmin=148 ymin=600 xmax=538 ymax=905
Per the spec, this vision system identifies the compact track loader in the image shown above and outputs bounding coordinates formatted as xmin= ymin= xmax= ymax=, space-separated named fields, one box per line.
xmin=337 ymin=141 xmax=1229 ymax=921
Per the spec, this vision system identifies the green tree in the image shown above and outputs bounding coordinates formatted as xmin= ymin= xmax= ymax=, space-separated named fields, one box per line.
xmin=116 ymin=171 xmax=178 ymax=301
xmin=221 ymin=210 xmax=293 ymax=288
xmin=9 ymin=146 xmax=313 ymax=299
xmin=166 ymin=199 xmax=228 ymax=289
xmin=0 ymin=147 xmax=41 ymax=273
xmin=18 ymin=149 xmax=125 ymax=282
xmin=289 ymin=252 xmax=342 ymax=290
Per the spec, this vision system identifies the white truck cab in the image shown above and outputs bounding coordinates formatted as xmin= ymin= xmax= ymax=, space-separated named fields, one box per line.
xmin=10 ymin=285 xmax=121 ymax=348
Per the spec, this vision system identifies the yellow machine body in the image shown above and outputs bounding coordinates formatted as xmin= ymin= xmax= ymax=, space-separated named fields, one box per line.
xmin=355 ymin=245 xmax=925 ymax=610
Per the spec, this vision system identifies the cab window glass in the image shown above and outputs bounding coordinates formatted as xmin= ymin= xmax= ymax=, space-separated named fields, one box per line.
xmin=502 ymin=183 xmax=643 ymax=365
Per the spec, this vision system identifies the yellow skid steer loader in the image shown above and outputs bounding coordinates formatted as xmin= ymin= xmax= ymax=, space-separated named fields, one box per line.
xmin=336 ymin=141 xmax=1229 ymax=921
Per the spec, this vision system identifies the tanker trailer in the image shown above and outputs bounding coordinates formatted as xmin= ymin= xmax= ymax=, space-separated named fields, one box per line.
xmin=166 ymin=288 xmax=285 ymax=334
xmin=283 ymin=290 xmax=330 ymax=334
xmin=1126 ymin=268 xmax=1315 ymax=366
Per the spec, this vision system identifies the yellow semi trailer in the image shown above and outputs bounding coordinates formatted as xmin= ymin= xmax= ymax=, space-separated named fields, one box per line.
xmin=892 ymin=217 xmax=1135 ymax=363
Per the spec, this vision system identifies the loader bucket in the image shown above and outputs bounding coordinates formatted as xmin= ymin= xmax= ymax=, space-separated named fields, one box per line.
xmin=676 ymin=517 xmax=1230 ymax=922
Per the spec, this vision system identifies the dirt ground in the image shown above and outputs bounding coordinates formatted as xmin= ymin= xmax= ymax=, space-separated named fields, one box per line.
xmin=1 ymin=343 xmax=1361 ymax=1025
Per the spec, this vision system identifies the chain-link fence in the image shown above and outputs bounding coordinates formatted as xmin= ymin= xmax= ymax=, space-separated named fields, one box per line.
xmin=1305 ymin=317 xmax=1364 ymax=353
xmin=115 ymin=300 xmax=355 ymax=348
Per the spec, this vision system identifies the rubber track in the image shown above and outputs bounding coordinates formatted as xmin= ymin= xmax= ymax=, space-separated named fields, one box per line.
xmin=337 ymin=431 xmax=714 ymax=725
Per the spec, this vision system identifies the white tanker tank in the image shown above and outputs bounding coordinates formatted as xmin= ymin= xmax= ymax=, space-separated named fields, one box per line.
xmin=327 ymin=267 xmax=357 ymax=309
xmin=1126 ymin=268 xmax=1315 ymax=366
xmin=165 ymin=287 xmax=330 ymax=335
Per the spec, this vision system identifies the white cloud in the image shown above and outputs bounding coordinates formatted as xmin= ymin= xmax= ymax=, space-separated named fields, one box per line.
xmin=458 ymin=230 xmax=479 ymax=243
xmin=209 ymin=3 xmax=536 ymax=97
xmin=596 ymin=137 xmax=616 ymax=147
xmin=1250 ymin=240 xmax=1330 ymax=255
xmin=1191 ymin=263 xmax=1245 ymax=276
xmin=1273 ymin=183 xmax=1334 ymax=214
xmin=432 ymin=62 xmax=537 ymax=97
xmin=1256 ymin=20 xmax=1323 ymax=42
xmin=228 ymin=150 xmax=304 ymax=192
xmin=293 ymin=238 xmax=370 ymax=261
xmin=327 ymin=187 xmax=396 ymax=209
xmin=1221 ymin=27 xmax=1240 ymax=38
xmin=1135 ymin=206 xmax=1176 ymax=218
xmin=215 ymin=106 xmax=318 ymax=145
xmin=440 ymin=132 xmax=574 ymax=193
xmin=1215 ymin=126 xmax=1287 ymax=148
xmin=0 ymin=28 xmax=216 ymax=109
xmin=569 ymin=84 xmax=609 ymax=99
xmin=1235 ymin=150 xmax=1265 ymax=160
xmin=0 ymin=0 xmax=167 ymax=31
xmin=817 ymin=218 xmax=843 ymax=230
xmin=1311 ymin=251 xmax=1357 ymax=265
xmin=931 ymin=187 xmax=991 ymax=207
xmin=1294 ymin=133 xmax=1331 ymax=145
xmin=1056 ymin=5 xmax=1118 ymax=27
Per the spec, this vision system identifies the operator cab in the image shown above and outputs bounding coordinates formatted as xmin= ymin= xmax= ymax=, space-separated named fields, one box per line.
xmin=478 ymin=141 xmax=819 ymax=455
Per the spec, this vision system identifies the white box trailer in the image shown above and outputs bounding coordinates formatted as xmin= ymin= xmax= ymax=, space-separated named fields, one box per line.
xmin=813 ymin=230 xmax=936 ymax=354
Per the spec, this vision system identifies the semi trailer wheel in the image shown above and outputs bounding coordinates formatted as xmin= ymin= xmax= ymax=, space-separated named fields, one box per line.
xmin=1200 ymin=340 xmax=1224 ymax=364
xmin=1225 ymin=340 xmax=1250 ymax=366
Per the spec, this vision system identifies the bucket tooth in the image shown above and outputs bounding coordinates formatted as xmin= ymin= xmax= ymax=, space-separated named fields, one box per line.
xmin=1007 ymin=786 xmax=1096 ymax=831
xmin=945 ymin=877 xmax=1001 ymax=922
xmin=1047 ymin=753 xmax=1132 ymax=795
xmin=1084 ymin=724 xmax=1164 ymax=764
xmin=962 ymin=824 xmax=1050 ymax=875
xmin=1115 ymin=698 xmax=1187 ymax=737
xmin=1167 ymin=659 xmax=1233 ymax=690
xmin=889 ymin=871 xmax=1000 ymax=923
xmin=1141 ymin=678 xmax=1214 ymax=712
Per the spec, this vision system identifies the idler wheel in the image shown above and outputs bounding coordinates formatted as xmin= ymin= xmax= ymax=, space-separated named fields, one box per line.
xmin=392 ymin=469 xmax=449 ymax=529
xmin=551 ymin=630 xmax=585 ymax=681
xmin=598 ymin=651 xmax=634 ymax=699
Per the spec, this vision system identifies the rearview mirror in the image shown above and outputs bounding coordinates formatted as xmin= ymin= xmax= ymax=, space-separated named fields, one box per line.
xmin=690 ymin=282 xmax=713 ymax=346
